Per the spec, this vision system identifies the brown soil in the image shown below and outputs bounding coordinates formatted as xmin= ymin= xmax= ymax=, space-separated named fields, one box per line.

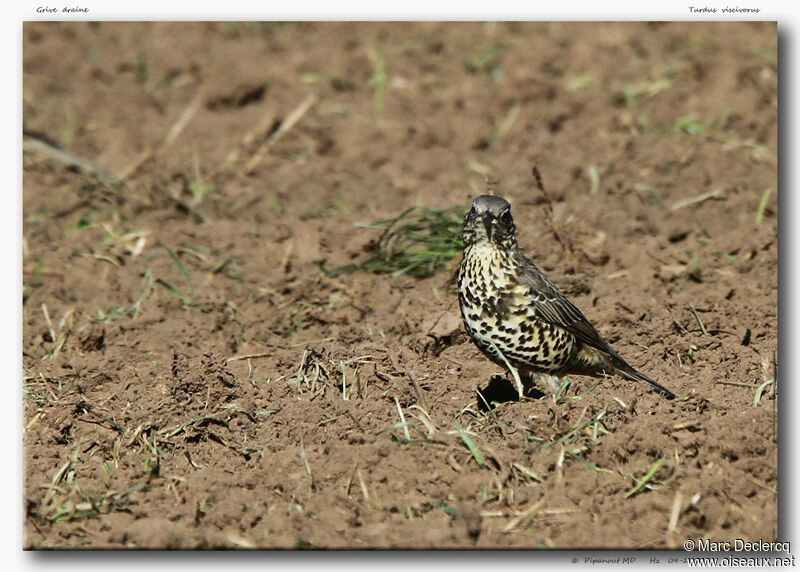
xmin=23 ymin=22 xmax=777 ymax=549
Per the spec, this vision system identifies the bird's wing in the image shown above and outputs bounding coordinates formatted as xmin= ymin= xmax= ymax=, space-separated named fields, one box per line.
xmin=513 ymin=254 xmax=675 ymax=399
xmin=514 ymin=256 xmax=622 ymax=358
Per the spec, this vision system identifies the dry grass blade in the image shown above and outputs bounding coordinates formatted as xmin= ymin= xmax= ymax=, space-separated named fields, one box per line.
xmin=41 ymin=304 xmax=56 ymax=347
xmin=341 ymin=361 xmax=348 ymax=401
xmin=667 ymin=491 xmax=682 ymax=535
xmin=163 ymin=92 xmax=205 ymax=148
xmin=502 ymin=498 xmax=545 ymax=532
xmin=300 ymin=438 xmax=313 ymax=488
xmin=587 ymin=164 xmax=601 ymax=194
xmin=221 ymin=104 xmax=276 ymax=169
xmin=356 ymin=468 xmax=371 ymax=504
xmin=119 ymin=91 xmax=204 ymax=180
xmin=492 ymin=102 xmax=520 ymax=143
xmin=226 ymin=534 xmax=256 ymax=549
xmin=394 ymin=397 xmax=411 ymax=441
xmin=243 ymin=94 xmax=317 ymax=175
xmin=40 ymin=304 xmax=74 ymax=360
xmin=227 ymin=351 xmax=274 ymax=363
xmin=408 ymin=370 xmax=428 ymax=410
xmin=715 ymin=380 xmax=758 ymax=388
xmin=670 ymin=188 xmax=726 ymax=212
xmin=407 ymin=404 xmax=435 ymax=439
xmin=77 ymin=400 xmax=125 ymax=433
xmin=24 ymin=131 xmax=115 ymax=179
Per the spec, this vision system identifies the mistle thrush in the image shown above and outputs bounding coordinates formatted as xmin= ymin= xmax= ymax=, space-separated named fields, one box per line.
xmin=457 ymin=195 xmax=675 ymax=400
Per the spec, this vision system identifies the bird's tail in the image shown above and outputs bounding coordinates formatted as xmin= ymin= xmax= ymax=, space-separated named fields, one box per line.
xmin=614 ymin=361 xmax=676 ymax=400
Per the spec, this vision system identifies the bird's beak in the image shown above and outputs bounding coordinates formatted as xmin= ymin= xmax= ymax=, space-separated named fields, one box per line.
xmin=481 ymin=214 xmax=493 ymax=241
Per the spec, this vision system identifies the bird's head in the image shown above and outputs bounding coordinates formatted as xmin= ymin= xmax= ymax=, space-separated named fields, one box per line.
xmin=462 ymin=195 xmax=518 ymax=250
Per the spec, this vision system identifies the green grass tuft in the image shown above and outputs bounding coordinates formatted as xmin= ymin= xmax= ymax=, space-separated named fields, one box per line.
xmin=466 ymin=45 xmax=505 ymax=83
xmin=134 ymin=54 xmax=148 ymax=86
xmin=619 ymin=77 xmax=672 ymax=107
xmin=454 ymin=423 xmax=486 ymax=468
xmin=155 ymin=246 xmax=203 ymax=307
xmin=754 ymin=379 xmax=775 ymax=407
xmin=625 ymin=456 xmax=666 ymax=498
xmin=756 ymin=187 xmax=773 ymax=225
xmin=95 ymin=269 xmax=154 ymax=322
xmin=672 ymin=115 xmax=710 ymax=135
xmin=567 ymin=73 xmax=599 ymax=90
xmin=555 ymin=378 xmax=571 ymax=404
xmin=326 ymin=205 xmax=467 ymax=278
xmin=367 ymin=49 xmax=387 ymax=118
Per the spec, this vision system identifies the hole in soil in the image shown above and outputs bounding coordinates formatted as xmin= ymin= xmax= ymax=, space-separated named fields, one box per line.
xmin=477 ymin=375 xmax=545 ymax=410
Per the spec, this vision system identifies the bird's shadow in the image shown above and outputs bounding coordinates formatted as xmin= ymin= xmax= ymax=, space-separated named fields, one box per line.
xmin=476 ymin=375 xmax=546 ymax=411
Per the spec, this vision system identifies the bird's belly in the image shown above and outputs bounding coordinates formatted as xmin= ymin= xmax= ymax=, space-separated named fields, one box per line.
xmin=458 ymin=248 xmax=576 ymax=373
xmin=459 ymin=296 xmax=575 ymax=372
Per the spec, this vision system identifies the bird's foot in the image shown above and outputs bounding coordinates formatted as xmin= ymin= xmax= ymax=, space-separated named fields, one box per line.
xmin=527 ymin=372 xmax=562 ymax=395
xmin=545 ymin=374 xmax=561 ymax=393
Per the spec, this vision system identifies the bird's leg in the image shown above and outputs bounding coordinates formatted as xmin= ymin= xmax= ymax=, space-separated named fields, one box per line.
xmin=526 ymin=372 xmax=560 ymax=394
xmin=488 ymin=340 xmax=525 ymax=400
xmin=510 ymin=369 xmax=525 ymax=400
xmin=517 ymin=370 xmax=548 ymax=400
xmin=547 ymin=375 xmax=566 ymax=430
